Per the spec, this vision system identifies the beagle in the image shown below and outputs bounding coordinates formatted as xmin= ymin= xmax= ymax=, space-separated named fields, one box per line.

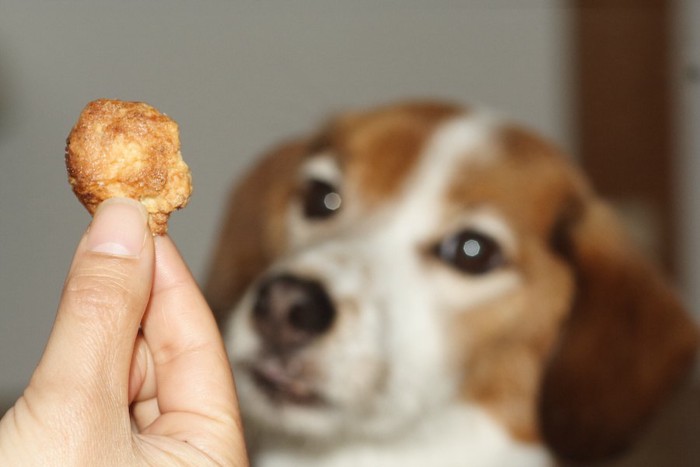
xmin=204 ymin=101 xmax=699 ymax=467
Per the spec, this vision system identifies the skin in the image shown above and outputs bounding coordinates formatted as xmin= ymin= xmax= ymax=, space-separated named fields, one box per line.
xmin=0 ymin=198 xmax=249 ymax=466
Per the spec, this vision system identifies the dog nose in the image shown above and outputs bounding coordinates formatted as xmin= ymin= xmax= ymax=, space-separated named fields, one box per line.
xmin=253 ymin=274 xmax=336 ymax=349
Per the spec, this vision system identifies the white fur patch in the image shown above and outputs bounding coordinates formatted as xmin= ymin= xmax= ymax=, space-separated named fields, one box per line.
xmin=300 ymin=153 xmax=343 ymax=184
xmin=256 ymin=406 xmax=550 ymax=467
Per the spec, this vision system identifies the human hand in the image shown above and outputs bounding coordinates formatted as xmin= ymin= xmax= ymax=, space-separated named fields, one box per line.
xmin=0 ymin=198 xmax=248 ymax=466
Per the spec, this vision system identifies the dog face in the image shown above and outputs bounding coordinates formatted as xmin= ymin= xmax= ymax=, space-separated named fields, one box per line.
xmin=205 ymin=101 xmax=698 ymax=464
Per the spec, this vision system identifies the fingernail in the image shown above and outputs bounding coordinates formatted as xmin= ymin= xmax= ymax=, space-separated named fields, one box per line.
xmin=87 ymin=198 xmax=148 ymax=257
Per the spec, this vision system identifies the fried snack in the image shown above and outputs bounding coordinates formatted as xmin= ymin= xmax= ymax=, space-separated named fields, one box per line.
xmin=65 ymin=99 xmax=192 ymax=235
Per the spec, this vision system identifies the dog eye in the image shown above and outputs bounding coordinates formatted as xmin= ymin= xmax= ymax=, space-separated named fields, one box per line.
xmin=302 ymin=179 xmax=342 ymax=219
xmin=435 ymin=230 xmax=505 ymax=275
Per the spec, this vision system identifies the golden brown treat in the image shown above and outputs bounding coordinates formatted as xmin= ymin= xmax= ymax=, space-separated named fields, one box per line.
xmin=65 ymin=99 xmax=192 ymax=235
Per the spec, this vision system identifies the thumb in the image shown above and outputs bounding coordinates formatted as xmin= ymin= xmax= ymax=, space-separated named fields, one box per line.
xmin=29 ymin=198 xmax=154 ymax=411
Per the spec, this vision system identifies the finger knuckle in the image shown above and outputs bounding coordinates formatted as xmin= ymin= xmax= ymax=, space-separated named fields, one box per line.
xmin=63 ymin=259 xmax=135 ymax=318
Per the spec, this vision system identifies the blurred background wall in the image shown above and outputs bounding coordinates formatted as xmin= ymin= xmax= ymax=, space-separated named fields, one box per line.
xmin=0 ymin=0 xmax=572 ymax=401
xmin=0 ymin=1 xmax=697 ymax=464
xmin=678 ymin=0 xmax=700 ymax=319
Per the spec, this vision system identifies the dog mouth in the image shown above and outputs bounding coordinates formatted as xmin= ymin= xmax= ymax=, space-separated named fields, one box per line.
xmin=248 ymin=359 xmax=326 ymax=407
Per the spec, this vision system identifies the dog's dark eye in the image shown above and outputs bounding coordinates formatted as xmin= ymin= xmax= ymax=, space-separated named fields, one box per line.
xmin=302 ymin=180 xmax=342 ymax=220
xmin=435 ymin=230 xmax=505 ymax=275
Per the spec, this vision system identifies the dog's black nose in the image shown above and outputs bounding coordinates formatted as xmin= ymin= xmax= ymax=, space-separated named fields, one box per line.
xmin=253 ymin=274 xmax=336 ymax=349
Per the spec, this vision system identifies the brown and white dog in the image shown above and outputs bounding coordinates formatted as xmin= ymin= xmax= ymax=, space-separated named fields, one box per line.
xmin=204 ymin=101 xmax=699 ymax=467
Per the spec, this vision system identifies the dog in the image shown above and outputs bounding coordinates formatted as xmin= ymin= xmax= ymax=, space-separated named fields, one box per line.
xmin=204 ymin=100 xmax=699 ymax=467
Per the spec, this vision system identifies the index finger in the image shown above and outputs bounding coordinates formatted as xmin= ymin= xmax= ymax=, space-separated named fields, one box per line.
xmin=140 ymin=236 xmax=245 ymax=458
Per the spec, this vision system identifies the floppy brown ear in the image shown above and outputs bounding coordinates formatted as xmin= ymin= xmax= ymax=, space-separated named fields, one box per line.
xmin=538 ymin=199 xmax=699 ymax=463
xmin=203 ymin=139 xmax=308 ymax=328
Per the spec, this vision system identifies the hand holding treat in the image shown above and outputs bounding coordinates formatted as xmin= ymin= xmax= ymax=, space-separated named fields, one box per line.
xmin=0 ymin=99 xmax=247 ymax=466
xmin=65 ymin=99 xmax=192 ymax=235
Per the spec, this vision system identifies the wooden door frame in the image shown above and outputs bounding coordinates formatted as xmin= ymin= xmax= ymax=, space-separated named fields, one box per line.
xmin=572 ymin=0 xmax=677 ymax=275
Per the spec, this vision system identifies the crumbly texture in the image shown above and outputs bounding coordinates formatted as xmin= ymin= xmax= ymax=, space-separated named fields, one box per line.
xmin=65 ymin=99 xmax=192 ymax=235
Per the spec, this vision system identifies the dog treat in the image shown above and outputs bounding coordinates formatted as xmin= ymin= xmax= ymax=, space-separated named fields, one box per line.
xmin=65 ymin=98 xmax=192 ymax=235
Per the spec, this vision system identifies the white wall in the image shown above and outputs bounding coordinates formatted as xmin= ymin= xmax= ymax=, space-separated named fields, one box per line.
xmin=678 ymin=0 xmax=700 ymax=317
xmin=0 ymin=1 xmax=572 ymax=400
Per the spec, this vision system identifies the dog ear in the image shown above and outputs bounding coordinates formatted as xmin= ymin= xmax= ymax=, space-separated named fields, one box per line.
xmin=203 ymin=139 xmax=308 ymax=328
xmin=538 ymin=198 xmax=699 ymax=463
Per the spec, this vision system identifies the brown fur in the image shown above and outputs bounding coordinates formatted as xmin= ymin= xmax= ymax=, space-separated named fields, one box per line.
xmin=205 ymin=101 xmax=699 ymax=464
xmin=446 ymin=126 xmax=699 ymax=459
xmin=538 ymin=199 xmax=699 ymax=461
xmin=325 ymin=101 xmax=462 ymax=207
xmin=448 ymin=126 xmax=584 ymax=442
xmin=205 ymin=139 xmax=308 ymax=326
xmin=205 ymin=101 xmax=460 ymax=323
